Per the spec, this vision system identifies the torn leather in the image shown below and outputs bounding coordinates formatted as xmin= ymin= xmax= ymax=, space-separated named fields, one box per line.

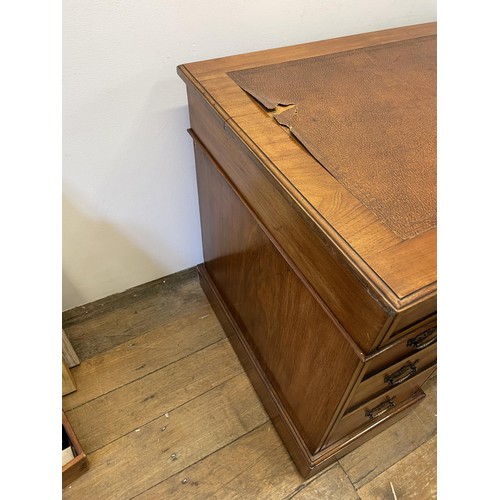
xmin=228 ymin=36 xmax=437 ymax=240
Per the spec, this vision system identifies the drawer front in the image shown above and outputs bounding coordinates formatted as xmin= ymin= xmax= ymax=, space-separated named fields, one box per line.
xmin=330 ymin=364 xmax=436 ymax=444
xmin=366 ymin=319 xmax=437 ymax=377
xmin=349 ymin=341 xmax=437 ymax=410
xmin=385 ymin=311 xmax=437 ymax=345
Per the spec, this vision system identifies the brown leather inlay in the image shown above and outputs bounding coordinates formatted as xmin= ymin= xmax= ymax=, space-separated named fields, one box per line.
xmin=228 ymin=36 xmax=436 ymax=240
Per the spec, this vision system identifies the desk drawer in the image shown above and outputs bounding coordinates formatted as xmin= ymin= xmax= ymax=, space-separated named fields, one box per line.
xmin=330 ymin=364 xmax=436 ymax=443
xmin=366 ymin=321 xmax=437 ymax=378
xmin=349 ymin=341 xmax=437 ymax=410
xmin=386 ymin=314 xmax=437 ymax=345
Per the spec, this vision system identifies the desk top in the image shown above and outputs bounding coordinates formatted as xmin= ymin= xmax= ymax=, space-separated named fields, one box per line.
xmin=178 ymin=23 xmax=437 ymax=309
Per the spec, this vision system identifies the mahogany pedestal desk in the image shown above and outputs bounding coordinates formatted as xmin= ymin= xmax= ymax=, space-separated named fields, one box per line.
xmin=178 ymin=23 xmax=437 ymax=478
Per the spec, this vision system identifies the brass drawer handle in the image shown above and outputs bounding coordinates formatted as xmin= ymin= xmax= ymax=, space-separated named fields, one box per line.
xmin=366 ymin=398 xmax=396 ymax=420
xmin=407 ymin=327 xmax=437 ymax=350
xmin=385 ymin=363 xmax=417 ymax=386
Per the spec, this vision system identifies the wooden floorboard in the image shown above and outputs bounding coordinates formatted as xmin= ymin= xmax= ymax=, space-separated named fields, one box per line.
xmin=66 ymin=339 xmax=244 ymax=454
xmin=62 ymin=306 xmax=225 ymax=411
xmin=62 ymin=269 xmax=437 ymax=499
xmin=63 ymin=267 xmax=204 ymax=361
xmin=357 ymin=435 xmax=437 ymax=500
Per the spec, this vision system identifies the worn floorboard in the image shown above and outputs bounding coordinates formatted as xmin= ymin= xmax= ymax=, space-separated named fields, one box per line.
xmin=63 ymin=374 xmax=268 ymax=499
xmin=63 ymin=267 xmax=203 ymax=361
xmin=357 ymin=435 xmax=437 ymax=500
xmin=66 ymin=339 xmax=244 ymax=454
xmin=63 ymin=308 xmax=224 ymax=411
xmin=288 ymin=465 xmax=360 ymax=500
xmin=62 ymin=268 xmax=437 ymax=499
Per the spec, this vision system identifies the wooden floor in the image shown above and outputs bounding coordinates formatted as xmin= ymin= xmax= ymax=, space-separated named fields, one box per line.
xmin=62 ymin=267 xmax=437 ymax=499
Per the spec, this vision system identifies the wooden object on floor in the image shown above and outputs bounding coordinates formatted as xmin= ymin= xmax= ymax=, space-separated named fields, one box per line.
xmin=61 ymin=272 xmax=436 ymax=498
xmin=62 ymin=446 xmax=75 ymax=467
xmin=62 ymin=329 xmax=80 ymax=368
xmin=178 ymin=22 xmax=437 ymax=478
xmin=62 ymin=411 xmax=88 ymax=489
xmin=62 ymin=358 xmax=77 ymax=396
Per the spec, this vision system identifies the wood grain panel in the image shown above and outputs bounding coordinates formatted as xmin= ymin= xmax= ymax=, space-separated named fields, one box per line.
xmin=194 ymin=140 xmax=359 ymax=452
xmin=188 ymin=86 xmax=390 ymax=354
xmin=198 ymin=264 xmax=322 ymax=476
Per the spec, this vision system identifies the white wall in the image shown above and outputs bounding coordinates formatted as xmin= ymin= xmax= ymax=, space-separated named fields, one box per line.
xmin=62 ymin=0 xmax=436 ymax=310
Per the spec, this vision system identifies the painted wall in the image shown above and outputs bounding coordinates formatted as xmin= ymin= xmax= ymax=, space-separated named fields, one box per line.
xmin=62 ymin=0 xmax=436 ymax=310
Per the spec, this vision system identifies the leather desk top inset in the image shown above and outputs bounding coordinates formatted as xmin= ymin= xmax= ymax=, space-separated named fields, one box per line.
xmin=178 ymin=23 xmax=437 ymax=306
xmin=228 ymin=36 xmax=436 ymax=240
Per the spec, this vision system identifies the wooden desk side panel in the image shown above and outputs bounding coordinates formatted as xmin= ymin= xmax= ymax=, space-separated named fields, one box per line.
xmin=186 ymin=84 xmax=392 ymax=354
xmin=194 ymin=140 xmax=359 ymax=452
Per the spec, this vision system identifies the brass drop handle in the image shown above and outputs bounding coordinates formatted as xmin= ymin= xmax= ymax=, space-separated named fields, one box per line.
xmin=366 ymin=398 xmax=396 ymax=420
xmin=385 ymin=363 xmax=417 ymax=386
xmin=407 ymin=327 xmax=437 ymax=350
